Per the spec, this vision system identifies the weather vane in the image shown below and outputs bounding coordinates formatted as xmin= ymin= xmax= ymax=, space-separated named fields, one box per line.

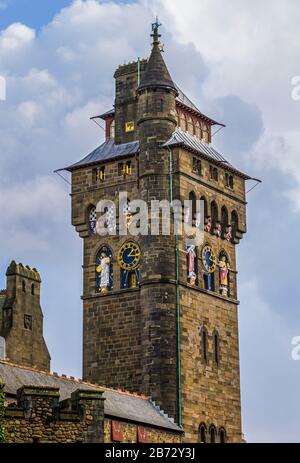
xmin=151 ymin=16 xmax=162 ymax=44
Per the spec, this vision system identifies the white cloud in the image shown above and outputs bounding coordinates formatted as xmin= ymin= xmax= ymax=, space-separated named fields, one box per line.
xmin=0 ymin=22 xmax=35 ymax=52
xmin=0 ymin=176 xmax=69 ymax=257
xmin=17 ymin=100 xmax=40 ymax=126
xmin=153 ymin=0 xmax=300 ymax=207
xmin=0 ymin=0 xmax=299 ymax=442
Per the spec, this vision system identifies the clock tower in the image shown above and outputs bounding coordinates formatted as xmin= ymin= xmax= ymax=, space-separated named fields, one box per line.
xmin=60 ymin=22 xmax=253 ymax=443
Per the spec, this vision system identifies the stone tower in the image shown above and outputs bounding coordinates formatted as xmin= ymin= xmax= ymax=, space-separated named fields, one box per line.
xmin=0 ymin=261 xmax=50 ymax=371
xmin=63 ymin=22 xmax=251 ymax=443
xmin=137 ymin=24 xmax=179 ymax=420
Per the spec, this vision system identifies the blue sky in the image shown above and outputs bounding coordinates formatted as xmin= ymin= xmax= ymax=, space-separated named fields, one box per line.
xmin=0 ymin=0 xmax=72 ymax=29
xmin=0 ymin=0 xmax=300 ymax=442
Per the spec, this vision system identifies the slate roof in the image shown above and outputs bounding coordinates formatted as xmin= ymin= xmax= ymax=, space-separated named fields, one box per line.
xmin=162 ymin=128 xmax=251 ymax=180
xmin=57 ymin=138 xmax=139 ymax=172
xmin=57 ymin=127 xmax=250 ymax=179
xmin=175 ymin=84 xmax=224 ymax=126
xmin=175 ymin=84 xmax=200 ymax=113
xmin=138 ymin=40 xmax=177 ymax=94
xmin=0 ymin=360 xmax=181 ymax=432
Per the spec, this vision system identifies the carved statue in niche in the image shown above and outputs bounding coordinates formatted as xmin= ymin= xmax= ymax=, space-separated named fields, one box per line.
xmin=215 ymin=221 xmax=222 ymax=238
xmin=205 ymin=217 xmax=212 ymax=233
xmin=186 ymin=244 xmax=197 ymax=286
xmin=225 ymin=225 xmax=232 ymax=242
xmin=218 ymin=254 xmax=230 ymax=297
xmin=96 ymin=247 xmax=113 ymax=293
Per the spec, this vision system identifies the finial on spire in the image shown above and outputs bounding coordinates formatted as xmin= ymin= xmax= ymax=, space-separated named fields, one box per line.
xmin=151 ymin=17 xmax=162 ymax=45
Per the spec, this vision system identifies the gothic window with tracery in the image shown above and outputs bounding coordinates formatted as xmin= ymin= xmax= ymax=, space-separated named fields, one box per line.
xmin=89 ymin=206 xmax=97 ymax=235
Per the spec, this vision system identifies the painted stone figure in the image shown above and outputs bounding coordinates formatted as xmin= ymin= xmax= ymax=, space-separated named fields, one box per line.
xmin=205 ymin=217 xmax=212 ymax=233
xmin=225 ymin=225 xmax=232 ymax=242
xmin=218 ymin=255 xmax=230 ymax=297
xmin=96 ymin=247 xmax=113 ymax=293
xmin=215 ymin=222 xmax=222 ymax=239
xmin=186 ymin=244 xmax=197 ymax=286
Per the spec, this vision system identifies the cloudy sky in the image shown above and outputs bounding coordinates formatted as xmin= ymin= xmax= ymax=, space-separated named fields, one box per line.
xmin=0 ymin=0 xmax=300 ymax=442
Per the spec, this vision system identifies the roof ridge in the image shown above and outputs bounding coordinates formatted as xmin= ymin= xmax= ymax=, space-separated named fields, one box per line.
xmin=0 ymin=359 xmax=150 ymax=400
xmin=56 ymin=138 xmax=140 ymax=173
xmin=162 ymin=128 xmax=251 ymax=180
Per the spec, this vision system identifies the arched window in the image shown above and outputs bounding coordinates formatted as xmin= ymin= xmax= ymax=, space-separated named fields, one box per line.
xmin=211 ymin=201 xmax=218 ymax=230
xmin=96 ymin=246 xmax=113 ymax=293
xmin=199 ymin=423 xmax=207 ymax=443
xmin=231 ymin=210 xmax=239 ymax=240
xmin=221 ymin=206 xmax=228 ymax=237
xmin=159 ymin=99 xmax=164 ymax=112
xmin=187 ymin=115 xmax=193 ymax=135
xmin=22 ymin=280 xmax=26 ymax=293
xmin=195 ymin=120 xmax=201 ymax=139
xmin=225 ymin=173 xmax=234 ymax=189
xmin=219 ymin=251 xmax=230 ymax=297
xmin=200 ymin=326 xmax=208 ymax=364
xmin=219 ymin=427 xmax=226 ymax=443
xmin=189 ymin=191 xmax=197 ymax=226
xmin=210 ymin=425 xmax=217 ymax=443
xmin=88 ymin=206 xmax=97 ymax=235
xmin=179 ymin=112 xmax=187 ymax=131
xmin=213 ymin=331 xmax=220 ymax=365
xmin=202 ymin=124 xmax=209 ymax=143
xmin=31 ymin=283 xmax=35 ymax=296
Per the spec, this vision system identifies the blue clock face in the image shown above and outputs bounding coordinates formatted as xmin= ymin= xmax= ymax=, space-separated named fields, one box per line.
xmin=118 ymin=242 xmax=141 ymax=270
xmin=202 ymin=245 xmax=216 ymax=273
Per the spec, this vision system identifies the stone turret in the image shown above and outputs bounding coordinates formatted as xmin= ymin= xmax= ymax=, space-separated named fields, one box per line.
xmin=137 ymin=22 xmax=179 ymax=420
xmin=0 ymin=261 xmax=50 ymax=371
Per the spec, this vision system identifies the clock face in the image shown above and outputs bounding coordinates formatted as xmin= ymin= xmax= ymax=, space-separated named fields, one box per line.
xmin=118 ymin=241 xmax=141 ymax=270
xmin=202 ymin=245 xmax=217 ymax=273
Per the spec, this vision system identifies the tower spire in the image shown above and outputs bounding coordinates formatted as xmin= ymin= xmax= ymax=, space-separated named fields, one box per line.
xmin=138 ymin=20 xmax=178 ymax=95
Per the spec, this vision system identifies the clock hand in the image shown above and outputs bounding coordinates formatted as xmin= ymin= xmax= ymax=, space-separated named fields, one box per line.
xmin=128 ymin=250 xmax=138 ymax=258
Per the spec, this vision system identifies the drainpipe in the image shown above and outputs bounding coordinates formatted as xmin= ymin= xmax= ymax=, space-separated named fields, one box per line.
xmin=168 ymin=148 xmax=182 ymax=429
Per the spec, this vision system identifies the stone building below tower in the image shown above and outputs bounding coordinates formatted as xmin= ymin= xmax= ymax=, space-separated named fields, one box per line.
xmin=0 ymin=261 xmax=50 ymax=371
